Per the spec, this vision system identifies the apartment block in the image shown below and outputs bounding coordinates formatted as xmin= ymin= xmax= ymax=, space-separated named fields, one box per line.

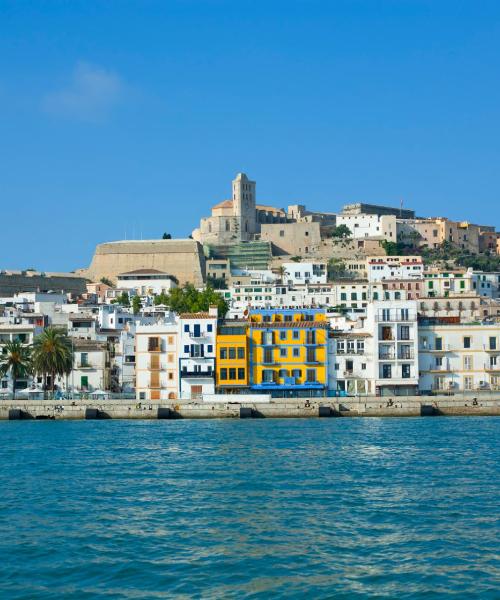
xmin=216 ymin=320 xmax=249 ymax=391
xmin=419 ymin=323 xmax=500 ymax=393
xmin=248 ymin=308 xmax=328 ymax=397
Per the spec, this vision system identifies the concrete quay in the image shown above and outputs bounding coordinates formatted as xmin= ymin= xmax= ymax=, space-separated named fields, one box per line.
xmin=1 ymin=395 xmax=499 ymax=420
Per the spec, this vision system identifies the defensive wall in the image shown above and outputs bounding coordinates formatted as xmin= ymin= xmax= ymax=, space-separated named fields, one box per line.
xmin=84 ymin=239 xmax=206 ymax=286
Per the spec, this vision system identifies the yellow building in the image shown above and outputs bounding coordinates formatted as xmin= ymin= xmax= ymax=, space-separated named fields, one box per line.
xmin=216 ymin=320 xmax=249 ymax=391
xmin=248 ymin=308 xmax=328 ymax=397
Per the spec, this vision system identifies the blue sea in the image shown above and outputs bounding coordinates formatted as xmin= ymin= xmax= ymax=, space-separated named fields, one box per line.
xmin=0 ymin=417 xmax=498 ymax=599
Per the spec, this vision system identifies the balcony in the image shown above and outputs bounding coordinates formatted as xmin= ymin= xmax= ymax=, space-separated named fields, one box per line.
xmin=189 ymin=332 xmax=209 ymax=340
xmin=180 ymin=370 xmax=214 ymax=379
xmin=375 ymin=312 xmax=417 ymax=323
xmin=398 ymin=351 xmax=415 ymax=360
xmin=379 ymin=354 xmax=395 ymax=360
xmin=77 ymin=362 xmax=93 ymax=369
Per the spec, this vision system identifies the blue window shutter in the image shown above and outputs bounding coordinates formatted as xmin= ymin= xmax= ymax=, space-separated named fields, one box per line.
xmin=184 ymin=345 xmax=189 ymax=353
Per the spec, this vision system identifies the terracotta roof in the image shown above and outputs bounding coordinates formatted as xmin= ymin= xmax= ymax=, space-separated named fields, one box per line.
xmin=212 ymin=199 xmax=233 ymax=209
xmin=118 ymin=268 xmax=169 ymax=276
xmin=256 ymin=204 xmax=285 ymax=213
xmin=180 ymin=312 xmax=214 ymax=319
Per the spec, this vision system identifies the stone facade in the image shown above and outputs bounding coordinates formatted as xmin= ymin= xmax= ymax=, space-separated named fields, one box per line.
xmin=85 ymin=239 xmax=206 ymax=286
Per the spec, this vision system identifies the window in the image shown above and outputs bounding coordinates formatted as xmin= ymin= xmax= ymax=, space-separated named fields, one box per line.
xmin=334 ymin=363 xmax=339 ymax=370
xmin=229 ymin=368 xmax=236 ymax=380
xmin=464 ymin=355 xmax=473 ymax=370
xmin=184 ymin=345 xmax=189 ymax=353
xmin=148 ymin=337 xmax=160 ymax=351
xmin=168 ymin=354 xmax=174 ymax=363
xmin=278 ymin=369 xmax=288 ymax=379
xmin=238 ymin=368 xmax=245 ymax=380
xmin=292 ymin=331 xmax=300 ymax=340
xmin=229 ymin=348 xmax=236 ymax=359
xmin=464 ymin=376 xmax=473 ymax=391
xmin=207 ymin=324 xmax=213 ymax=332
xmin=400 ymin=326 xmax=410 ymax=341
xmin=489 ymin=337 xmax=497 ymax=350
xmin=237 ymin=348 xmax=245 ymax=359
xmin=435 ymin=337 xmax=443 ymax=351
xmin=168 ymin=336 xmax=174 ymax=345
xmin=284 ymin=315 xmax=293 ymax=322
xmin=207 ymin=345 xmax=213 ymax=353
xmin=263 ymin=348 xmax=273 ymax=364
xmin=291 ymin=369 xmax=301 ymax=379
xmin=184 ymin=324 xmax=189 ymax=332
xmin=361 ymin=363 xmax=366 ymax=370
xmin=279 ymin=230 xmax=284 ymax=237
xmin=168 ymin=372 xmax=174 ymax=380
xmin=373 ymin=292 xmax=379 ymax=300
xmin=382 ymin=364 xmax=392 ymax=379
xmin=402 ymin=364 xmax=411 ymax=379
xmin=220 ymin=348 xmax=227 ymax=359
xmin=280 ymin=331 xmax=287 ymax=340
xmin=293 ymin=348 xmax=300 ymax=357
xmin=262 ymin=369 xmax=275 ymax=383
xmin=280 ymin=348 xmax=288 ymax=358
xmin=464 ymin=337 xmax=471 ymax=349
xmin=220 ymin=368 xmax=227 ymax=380
xmin=306 ymin=369 xmax=316 ymax=382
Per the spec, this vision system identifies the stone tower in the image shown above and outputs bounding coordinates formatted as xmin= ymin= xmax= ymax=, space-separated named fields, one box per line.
xmin=232 ymin=173 xmax=256 ymax=241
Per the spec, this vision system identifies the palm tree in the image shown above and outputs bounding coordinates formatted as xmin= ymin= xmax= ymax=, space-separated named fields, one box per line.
xmin=32 ymin=327 xmax=73 ymax=395
xmin=0 ymin=340 xmax=32 ymax=400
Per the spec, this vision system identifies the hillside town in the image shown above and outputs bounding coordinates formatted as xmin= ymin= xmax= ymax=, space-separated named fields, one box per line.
xmin=2 ymin=172 xmax=500 ymax=400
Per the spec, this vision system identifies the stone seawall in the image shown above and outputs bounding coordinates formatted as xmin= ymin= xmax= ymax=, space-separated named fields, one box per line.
xmin=1 ymin=396 xmax=499 ymax=420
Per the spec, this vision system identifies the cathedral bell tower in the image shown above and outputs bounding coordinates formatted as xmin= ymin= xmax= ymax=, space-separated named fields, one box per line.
xmin=232 ymin=173 xmax=256 ymax=241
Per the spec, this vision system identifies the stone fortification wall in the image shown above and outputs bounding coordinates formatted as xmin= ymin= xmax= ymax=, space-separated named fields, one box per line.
xmin=0 ymin=272 xmax=88 ymax=296
xmin=84 ymin=239 xmax=206 ymax=286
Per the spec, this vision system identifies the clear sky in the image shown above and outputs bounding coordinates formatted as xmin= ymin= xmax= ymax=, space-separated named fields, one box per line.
xmin=1 ymin=0 xmax=499 ymax=272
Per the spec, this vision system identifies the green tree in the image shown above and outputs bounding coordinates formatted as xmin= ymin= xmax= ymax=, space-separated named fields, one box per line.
xmin=0 ymin=340 xmax=32 ymax=400
xmin=32 ymin=327 xmax=73 ymax=394
xmin=331 ymin=224 xmax=352 ymax=239
xmin=162 ymin=232 xmax=172 ymax=239
xmin=206 ymin=275 xmax=228 ymax=290
xmin=112 ymin=291 xmax=130 ymax=306
xmin=100 ymin=277 xmax=113 ymax=287
xmin=327 ymin=258 xmax=347 ymax=280
xmin=161 ymin=283 xmax=229 ymax=317
xmin=132 ymin=295 xmax=142 ymax=315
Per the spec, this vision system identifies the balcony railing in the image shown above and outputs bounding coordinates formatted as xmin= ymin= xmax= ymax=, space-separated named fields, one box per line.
xmin=375 ymin=313 xmax=417 ymax=322
xmin=77 ymin=363 xmax=93 ymax=369
xmin=180 ymin=370 xmax=214 ymax=379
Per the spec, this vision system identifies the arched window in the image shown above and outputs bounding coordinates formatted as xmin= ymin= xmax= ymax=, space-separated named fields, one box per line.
xmin=168 ymin=392 xmax=176 ymax=399
xmin=225 ymin=220 xmax=230 ymax=232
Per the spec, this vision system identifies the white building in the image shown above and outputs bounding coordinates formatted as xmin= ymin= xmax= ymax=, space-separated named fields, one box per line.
xmin=367 ymin=300 xmax=419 ymax=396
xmin=135 ymin=317 xmax=179 ymax=401
xmin=423 ymin=269 xmax=474 ymax=297
xmin=116 ymin=269 xmax=177 ymax=297
xmin=336 ymin=213 xmax=397 ymax=240
xmin=70 ymin=339 xmax=110 ymax=393
xmin=328 ymin=331 xmax=374 ymax=396
xmin=281 ymin=262 xmax=327 ymax=285
xmin=367 ymin=256 xmax=424 ymax=282
xmin=178 ymin=307 xmax=218 ymax=399
xmin=472 ymin=272 xmax=500 ymax=299
xmin=418 ymin=322 xmax=500 ymax=393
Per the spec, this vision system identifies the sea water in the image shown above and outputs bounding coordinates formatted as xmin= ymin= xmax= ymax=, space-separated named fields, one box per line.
xmin=0 ymin=417 xmax=498 ymax=599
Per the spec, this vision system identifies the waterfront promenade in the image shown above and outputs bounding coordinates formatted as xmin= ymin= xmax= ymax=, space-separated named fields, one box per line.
xmin=1 ymin=394 xmax=499 ymax=420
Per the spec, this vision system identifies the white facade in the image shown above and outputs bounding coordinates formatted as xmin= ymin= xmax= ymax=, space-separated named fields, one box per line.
xmin=328 ymin=333 xmax=374 ymax=395
xmin=178 ymin=308 xmax=218 ymax=399
xmin=367 ymin=256 xmax=424 ymax=282
xmin=281 ymin=262 xmax=327 ymax=285
xmin=419 ymin=323 xmax=500 ymax=393
xmin=71 ymin=340 xmax=110 ymax=392
xmin=116 ymin=269 xmax=177 ymax=296
xmin=135 ymin=318 xmax=179 ymax=400
xmin=472 ymin=272 xmax=500 ymax=299
xmin=336 ymin=213 xmax=397 ymax=240
xmin=367 ymin=300 xmax=419 ymax=395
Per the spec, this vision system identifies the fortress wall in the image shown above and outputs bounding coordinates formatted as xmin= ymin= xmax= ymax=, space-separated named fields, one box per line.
xmin=85 ymin=240 xmax=206 ymax=286
xmin=0 ymin=273 xmax=88 ymax=296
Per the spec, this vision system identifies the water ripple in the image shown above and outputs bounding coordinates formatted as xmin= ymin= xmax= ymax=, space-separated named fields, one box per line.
xmin=0 ymin=417 xmax=499 ymax=598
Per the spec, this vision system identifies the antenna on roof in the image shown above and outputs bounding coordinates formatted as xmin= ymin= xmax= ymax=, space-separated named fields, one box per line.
xmin=400 ymin=198 xmax=403 ymax=219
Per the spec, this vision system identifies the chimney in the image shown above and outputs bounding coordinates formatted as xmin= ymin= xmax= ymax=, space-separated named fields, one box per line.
xmin=208 ymin=305 xmax=218 ymax=318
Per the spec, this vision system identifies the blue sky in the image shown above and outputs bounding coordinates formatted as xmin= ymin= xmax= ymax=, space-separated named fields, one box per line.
xmin=1 ymin=0 xmax=500 ymax=271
